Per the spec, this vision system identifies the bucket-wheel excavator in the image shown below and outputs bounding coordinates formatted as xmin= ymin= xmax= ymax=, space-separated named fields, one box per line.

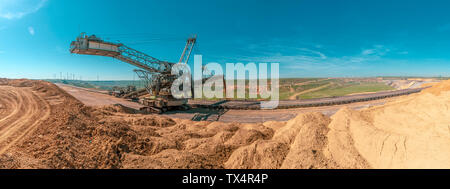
xmin=70 ymin=33 xmax=196 ymax=113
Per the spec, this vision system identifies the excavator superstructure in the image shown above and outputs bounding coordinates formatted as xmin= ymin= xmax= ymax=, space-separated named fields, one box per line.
xmin=70 ymin=33 xmax=196 ymax=113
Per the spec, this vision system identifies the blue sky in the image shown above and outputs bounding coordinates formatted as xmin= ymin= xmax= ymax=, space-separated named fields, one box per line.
xmin=1 ymin=0 xmax=450 ymax=80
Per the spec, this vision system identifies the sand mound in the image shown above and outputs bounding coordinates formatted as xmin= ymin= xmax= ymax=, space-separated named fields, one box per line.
xmin=422 ymin=79 xmax=450 ymax=95
xmin=97 ymin=104 xmax=141 ymax=114
xmin=7 ymin=79 xmax=36 ymax=87
xmin=327 ymin=81 xmax=450 ymax=168
xmin=0 ymin=78 xmax=8 ymax=85
xmin=224 ymin=113 xmax=337 ymax=169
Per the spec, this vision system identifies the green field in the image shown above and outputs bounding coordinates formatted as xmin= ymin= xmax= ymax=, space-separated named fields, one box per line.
xmin=297 ymin=82 xmax=394 ymax=99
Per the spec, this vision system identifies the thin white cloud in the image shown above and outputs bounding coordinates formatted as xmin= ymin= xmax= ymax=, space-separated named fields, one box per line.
xmin=241 ymin=53 xmax=370 ymax=71
xmin=0 ymin=0 xmax=48 ymax=19
xmin=0 ymin=50 xmax=4 ymax=54
xmin=211 ymin=39 xmax=412 ymax=77
xmin=303 ymin=48 xmax=327 ymax=59
xmin=230 ymin=43 xmax=389 ymax=76
xmin=241 ymin=42 xmax=328 ymax=60
xmin=361 ymin=45 xmax=390 ymax=56
xmin=362 ymin=49 xmax=375 ymax=55
xmin=28 ymin=26 xmax=35 ymax=35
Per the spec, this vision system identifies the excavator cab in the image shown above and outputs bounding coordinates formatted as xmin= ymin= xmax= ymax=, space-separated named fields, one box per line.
xmin=70 ymin=33 xmax=120 ymax=57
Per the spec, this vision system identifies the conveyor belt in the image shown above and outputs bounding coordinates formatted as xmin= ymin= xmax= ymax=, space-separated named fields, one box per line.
xmin=188 ymin=87 xmax=427 ymax=110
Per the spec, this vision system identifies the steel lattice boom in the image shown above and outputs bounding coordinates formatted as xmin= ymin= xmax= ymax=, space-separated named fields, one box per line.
xmin=70 ymin=33 xmax=173 ymax=74
xmin=70 ymin=33 xmax=197 ymax=112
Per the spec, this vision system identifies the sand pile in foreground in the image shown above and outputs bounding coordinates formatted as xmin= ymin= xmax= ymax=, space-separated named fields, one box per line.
xmin=224 ymin=113 xmax=338 ymax=169
xmin=422 ymin=79 xmax=450 ymax=95
xmin=0 ymin=79 xmax=449 ymax=169
xmin=325 ymin=80 xmax=450 ymax=168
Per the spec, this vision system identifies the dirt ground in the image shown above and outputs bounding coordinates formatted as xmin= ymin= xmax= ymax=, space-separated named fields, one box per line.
xmin=56 ymin=83 xmax=144 ymax=110
xmin=56 ymin=83 xmax=394 ymax=123
xmin=0 ymin=79 xmax=449 ymax=169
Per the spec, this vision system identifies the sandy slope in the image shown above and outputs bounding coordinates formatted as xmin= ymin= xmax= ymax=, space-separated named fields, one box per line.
xmin=326 ymin=82 xmax=450 ymax=168
xmin=0 ymin=79 xmax=449 ymax=169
